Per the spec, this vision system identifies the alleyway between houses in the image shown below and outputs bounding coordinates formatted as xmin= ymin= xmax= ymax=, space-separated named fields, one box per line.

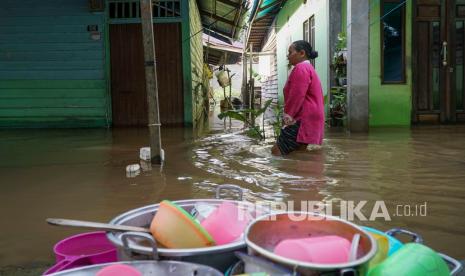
xmin=1 ymin=111 xmax=465 ymax=274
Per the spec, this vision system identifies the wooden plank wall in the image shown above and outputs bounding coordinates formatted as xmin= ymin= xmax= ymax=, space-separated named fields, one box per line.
xmin=261 ymin=21 xmax=279 ymax=121
xmin=0 ymin=0 xmax=108 ymax=128
xmin=189 ymin=0 xmax=206 ymax=126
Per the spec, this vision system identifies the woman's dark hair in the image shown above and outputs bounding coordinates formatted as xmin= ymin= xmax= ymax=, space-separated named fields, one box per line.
xmin=292 ymin=40 xmax=318 ymax=60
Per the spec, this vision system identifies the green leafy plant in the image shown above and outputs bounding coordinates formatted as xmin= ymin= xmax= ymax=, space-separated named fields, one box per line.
xmin=332 ymin=32 xmax=347 ymax=82
xmin=329 ymin=87 xmax=347 ymax=126
xmin=251 ymin=69 xmax=262 ymax=82
xmin=335 ymin=32 xmax=347 ymax=51
xmin=270 ymin=101 xmax=283 ymax=141
xmin=218 ymin=99 xmax=273 ymax=140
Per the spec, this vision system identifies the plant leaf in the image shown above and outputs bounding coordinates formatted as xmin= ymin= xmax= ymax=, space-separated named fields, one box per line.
xmin=218 ymin=110 xmax=247 ymax=122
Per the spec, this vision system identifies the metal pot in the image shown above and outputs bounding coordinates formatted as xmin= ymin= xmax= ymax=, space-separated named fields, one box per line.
xmin=47 ymin=260 xmax=222 ymax=276
xmin=245 ymin=212 xmax=378 ymax=276
xmin=106 ymin=185 xmax=270 ymax=272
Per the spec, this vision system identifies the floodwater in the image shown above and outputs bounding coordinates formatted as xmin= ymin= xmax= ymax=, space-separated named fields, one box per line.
xmin=1 ymin=115 xmax=465 ymax=272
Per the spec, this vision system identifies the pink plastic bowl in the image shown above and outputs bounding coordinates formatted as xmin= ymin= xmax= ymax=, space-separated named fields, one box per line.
xmin=44 ymin=231 xmax=117 ymax=275
xmin=274 ymin=235 xmax=351 ymax=264
xmin=201 ymin=202 xmax=251 ymax=245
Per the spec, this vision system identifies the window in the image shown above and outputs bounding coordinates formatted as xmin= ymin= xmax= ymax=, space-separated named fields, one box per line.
xmin=108 ymin=0 xmax=181 ymax=19
xmin=381 ymin=0 xmax=406 ymax=83
xmin=303 ymin=16 xmax=316 ymax=67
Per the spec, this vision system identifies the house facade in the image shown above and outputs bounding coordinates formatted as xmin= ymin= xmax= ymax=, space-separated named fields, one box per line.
xmin=0 ymin=0 xmax=209 ymax=128
xmin=347 ymin=0 xmax=465 ymax=126
xmin=275 ymin=0 xmax=330 ymax=104
xmin=250 ymin=0 xmax=465 ymax=127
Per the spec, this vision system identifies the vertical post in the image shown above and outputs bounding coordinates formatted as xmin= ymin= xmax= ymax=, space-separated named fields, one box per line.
xmin=347 ymin=0 xmax=369 ymax=132
xmin=242 ymin=30 xmax=248 ymax=108
xmin=227 ymin=68 xmax=231 ymax=105
xmin=140 ymin=0 xmax=163 ymax=164
xmin=249 ymin=43 xmax=255 ymax=125
xmin=329 ymin=0 xmax=342 ymax=88
xmin=227 ymin=67 xmax=232 ymax=127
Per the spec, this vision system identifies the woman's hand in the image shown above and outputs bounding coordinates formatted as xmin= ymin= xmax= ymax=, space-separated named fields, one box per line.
xmin=283 ymin=113 xmax=296 ymax=126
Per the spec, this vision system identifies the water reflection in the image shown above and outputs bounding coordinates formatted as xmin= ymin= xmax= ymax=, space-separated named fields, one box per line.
xmin=0 ymin=125 xmax=465 ymax=270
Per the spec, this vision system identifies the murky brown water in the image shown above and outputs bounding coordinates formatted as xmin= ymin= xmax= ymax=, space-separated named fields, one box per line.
xmin=1 ymin=118 xmax=465 ymax=271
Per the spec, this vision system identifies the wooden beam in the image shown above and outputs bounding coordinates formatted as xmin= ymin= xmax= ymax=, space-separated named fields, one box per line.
xmin=140 ymin=0 xmax=163 ymax=164
xmin=254 ymin=14 xmax=274 ymax=23
xmin=201 ymin=10 xmax=235 ymax=25
xmin=230 ymin=0 xmax=244 ymax=38
xmin=203 ymin=25 xmax=234 ymax=38
xmin=250 ymin=29 xmax=268 ymax=33
xmin=251 ymin=23 xmax=271 ymax=27
xmin=249 ymin=33 xmax=267 ymax=38
xmin=217 ymin=0 xmax=241 ymax=8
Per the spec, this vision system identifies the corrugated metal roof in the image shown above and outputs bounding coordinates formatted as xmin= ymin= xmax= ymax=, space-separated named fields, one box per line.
xmin=203 ymin=33 xmax=243 ymax=65
xmin=246 ymin=0 xmax=286 ymax=51
xmin=197 ymin=0 xmax=249 ymax=42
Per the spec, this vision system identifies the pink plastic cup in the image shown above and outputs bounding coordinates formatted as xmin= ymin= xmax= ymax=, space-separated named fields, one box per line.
xmin=43 ymin=231 xmax=117 ymax=275
xmin=274 ymin=235 xmax=351 ymax=264
xmin=97 ymin=264 xmax=142 ymax=276
xmin=201 ymin=202 xmax=251 ymax=245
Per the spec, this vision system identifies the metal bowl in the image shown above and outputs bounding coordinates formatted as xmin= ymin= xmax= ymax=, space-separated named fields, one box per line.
xmin=245 ymin=212 xmax=377 ymax=275
xmin=106 ymin=185 xmax=270 ymax=272
xmin=47 ymin=260 xmax=222 ymax=276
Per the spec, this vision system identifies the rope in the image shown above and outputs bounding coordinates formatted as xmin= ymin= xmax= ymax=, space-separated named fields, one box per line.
xmin=370 ymin=0 xmax=407 ymax=26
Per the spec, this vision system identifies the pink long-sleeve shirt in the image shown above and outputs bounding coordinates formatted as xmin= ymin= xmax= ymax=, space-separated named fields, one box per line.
xmin=283 ymin=60 xmax=324 ymax=145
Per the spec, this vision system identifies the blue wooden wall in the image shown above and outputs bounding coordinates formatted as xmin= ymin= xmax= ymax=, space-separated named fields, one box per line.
xmin=0 ymin=0 xmax=109 ymax=128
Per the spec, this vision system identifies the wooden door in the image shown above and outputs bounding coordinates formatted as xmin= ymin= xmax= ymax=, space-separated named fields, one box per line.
xmin=449 ymin=0 xmax=465 ymax=122
xmin=110 ymin=23 xmax=184 ymax=127
xmin=414 ymin=0 xmax=465 ymax=123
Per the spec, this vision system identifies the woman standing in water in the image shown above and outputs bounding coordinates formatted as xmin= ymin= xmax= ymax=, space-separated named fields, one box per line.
xmin=272 ymin=40 xmax=325 ymax=155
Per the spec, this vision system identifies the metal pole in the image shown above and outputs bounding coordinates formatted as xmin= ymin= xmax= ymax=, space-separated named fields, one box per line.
xmin=242 ymin=30 xmax=248 ymax=108
xmin=227 ymin=67 xmax=232 ymax=127
xmin=249 ymin=43 xmax=255 ymax=126
xmin=140 ymin=0 xmax=163 ymax=164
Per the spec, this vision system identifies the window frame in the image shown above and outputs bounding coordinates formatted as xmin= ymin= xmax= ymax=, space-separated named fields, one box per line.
xmin=303 ymin=15 xmax=316 ymax=67
xmin=381 ymin=0 xmax=406 ymax=84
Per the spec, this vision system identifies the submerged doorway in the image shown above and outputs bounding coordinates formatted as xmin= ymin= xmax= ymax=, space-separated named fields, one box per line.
xmin=414 ymin=0 xmax=465 ymax=123
xmin=109 ymin=23 xmax=184 ymax=126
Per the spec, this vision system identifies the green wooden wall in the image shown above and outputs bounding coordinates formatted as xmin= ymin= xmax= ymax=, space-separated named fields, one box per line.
xmin=0 ymin=0 xmax=109 ymax=128
xmin=369 ymin=0 xmax=413 ymax=126
xmin=188 ymin=0 xmax=208 ymax=127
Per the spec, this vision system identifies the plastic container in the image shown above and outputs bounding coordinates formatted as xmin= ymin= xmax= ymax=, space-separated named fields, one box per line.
xmin=150 ymin=200 xmax=215 ymax=248
xmin=126 ymin=164 xmax=140 ymax=173
xmin=215 ymin=70 xmax=230 ymax=87
xmin=274 ymin=235 xmax=351 ymax=264
xmin=191 ymin=203 xmax=217 ymax=222
xmin=44 ymin=232 xmax=117 ymax=275
xmin=96 ymin=264 xmax=142 ymax=276
xmin=367 ymin=243 xmax=450 ymax=276
xmin=47 ymin=260 xmax=222 ymax=276
xmin=106 ymin=185 xmax=270 ymax=272
xmin=364 ymin=230 xmax=389 ymax=270
xmin=140 ymin=147 xmax=165 ymax=162
xmin=139 ymin=147 xmax=151 ymax=161
xmin=245 ymin=212 xmax=377 ymax=275
xmin=201 ymin=202 xmax=251 ymax=245
xmin=362 ymin=227 xmax=403 ymax=256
